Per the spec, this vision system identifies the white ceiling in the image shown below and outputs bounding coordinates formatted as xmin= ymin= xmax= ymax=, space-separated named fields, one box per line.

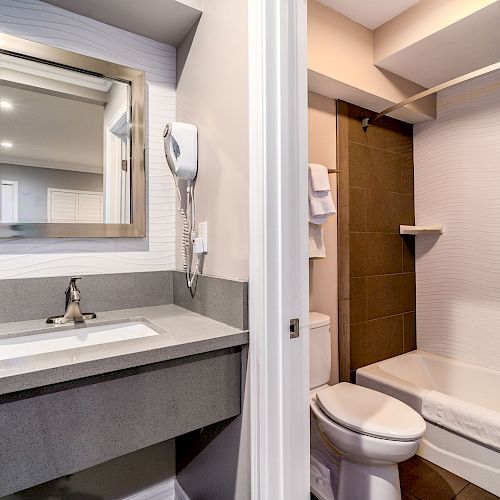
xmin=317 ymin=0 xmax=422 ymax=29
xmin=374 ymin=1 xmax=500 ymax=88
xmin=0 ymin=85 xmax=103 ymax=174
xmin=42 ymin=0 xmax=202 ymax=46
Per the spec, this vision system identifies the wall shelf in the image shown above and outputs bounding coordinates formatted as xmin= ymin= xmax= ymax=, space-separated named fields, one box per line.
xmin=400 ymin=225 xmax=443 ymax=235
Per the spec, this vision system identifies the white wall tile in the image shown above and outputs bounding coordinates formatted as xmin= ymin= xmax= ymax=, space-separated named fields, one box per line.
xmin=0 ymin=0 xmax=176 ymax=278
xmin=414 ymin=68 xmax=500 ymax=371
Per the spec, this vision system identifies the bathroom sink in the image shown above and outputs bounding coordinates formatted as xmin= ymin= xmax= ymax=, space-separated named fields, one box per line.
xmin=0 ymin=321 xmax=160 ymax=361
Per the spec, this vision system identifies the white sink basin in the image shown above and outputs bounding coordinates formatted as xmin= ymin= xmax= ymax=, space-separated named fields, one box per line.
xmin=0 ymin=321 xmax=159 ymax=361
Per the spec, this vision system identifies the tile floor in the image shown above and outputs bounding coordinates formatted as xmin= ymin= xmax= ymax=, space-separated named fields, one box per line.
xmin=311 ymin=455 xmax=499 ymax=500
xmin=399 ymin=456 xmax=498 ymax=500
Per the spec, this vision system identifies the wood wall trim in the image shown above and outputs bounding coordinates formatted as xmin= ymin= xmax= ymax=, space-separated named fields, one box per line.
xmin=336 ymin=100 xmax=351 ymax=381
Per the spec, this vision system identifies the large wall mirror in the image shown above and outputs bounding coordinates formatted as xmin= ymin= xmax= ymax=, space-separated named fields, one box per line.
xmin=0 ymin=33 xmax=145 ymax=237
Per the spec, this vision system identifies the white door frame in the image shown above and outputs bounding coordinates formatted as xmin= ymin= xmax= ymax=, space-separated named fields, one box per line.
xmin=248 ymin=0 xmax=309 ymax=498
xmin=104 ymin=105 xmax=128 ymax=223
xmin=1 ymin=180 xmax=19 ymax=223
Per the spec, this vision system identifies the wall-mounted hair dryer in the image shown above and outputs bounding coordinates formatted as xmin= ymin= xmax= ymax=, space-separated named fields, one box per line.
xmin=163 ymin=121 xmax=202 ymax=291
xmin=163 ymin=122 xmax=198 ymax=181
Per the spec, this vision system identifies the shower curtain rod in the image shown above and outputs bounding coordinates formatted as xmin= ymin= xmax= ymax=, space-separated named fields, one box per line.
xmin=361 ymin=61 xmax=500 ymax=130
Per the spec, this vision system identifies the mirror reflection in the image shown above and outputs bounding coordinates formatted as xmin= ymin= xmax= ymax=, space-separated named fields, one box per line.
xmin=0 ymin=53 xmax=131 ymax=225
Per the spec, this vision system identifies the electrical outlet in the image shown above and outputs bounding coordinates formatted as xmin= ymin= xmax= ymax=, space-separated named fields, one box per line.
xmin=198 ymin=221 xmax=208 ymax=253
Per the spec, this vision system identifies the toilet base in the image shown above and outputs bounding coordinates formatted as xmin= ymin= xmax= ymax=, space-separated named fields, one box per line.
xmin=311 ymin=455 xmax=336 ymax=500
xmin=338 ymin=457 xmax=401 ymax=500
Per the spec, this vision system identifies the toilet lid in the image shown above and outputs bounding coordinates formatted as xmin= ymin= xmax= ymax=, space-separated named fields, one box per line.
xmin=315 ymin=383 xmax=426 ymax=441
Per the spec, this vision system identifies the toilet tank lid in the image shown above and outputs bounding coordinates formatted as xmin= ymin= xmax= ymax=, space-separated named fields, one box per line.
xmin=309 ymin=312 xmax=330 ymax=329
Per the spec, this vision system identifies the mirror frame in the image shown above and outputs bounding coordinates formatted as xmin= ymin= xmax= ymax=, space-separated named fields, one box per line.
xmin=0 ymin=33 xmax=146 ymax=238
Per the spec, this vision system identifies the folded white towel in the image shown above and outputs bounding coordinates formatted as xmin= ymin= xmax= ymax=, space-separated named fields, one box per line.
xmin=309 ymin=163 xmax=331 ymax=192
xmin=422 ymin=390 xmax=500 ymax=451
xmin=309 ymin=223 xmax=326 ymax=259
xmin=308 ymin=166 xmax=336 ymax=224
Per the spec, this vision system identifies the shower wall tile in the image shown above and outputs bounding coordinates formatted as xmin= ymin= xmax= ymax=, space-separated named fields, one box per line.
xmin=337 ymin=102 xmax=416 ymax=378
xmin=350 ymin=315 xmax=404 ymax=371
xmin=365 ymin=273 xmax=416 ymax=320
xmin=349 ymin=143 xmax=401 ymax=192
xmin=403 ymin=312 xmax=417 ymax=352
xmin=402 ymin=236 xmax=416 ymax=273
xmin=350 ymin=233 xmax=402 ymax=277
xmin=349 ymin=188 xmax=367 ymax=232
xmin=414 ymin=68 xmax=500 ymax=371
xmin=401 ymin=151 xmax=415 ymax=194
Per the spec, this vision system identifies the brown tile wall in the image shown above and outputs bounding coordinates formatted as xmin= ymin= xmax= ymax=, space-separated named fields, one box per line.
xmin=337 ymin=101 xmax=416 ymax=381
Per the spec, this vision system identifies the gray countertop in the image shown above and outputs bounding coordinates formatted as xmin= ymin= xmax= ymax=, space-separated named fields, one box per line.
xmin=0 ymin=304 xmax=249 ymax=396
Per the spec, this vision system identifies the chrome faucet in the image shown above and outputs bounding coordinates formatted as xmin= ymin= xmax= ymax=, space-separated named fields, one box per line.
xmin=46 ymin=277 xmax=96 ymax=324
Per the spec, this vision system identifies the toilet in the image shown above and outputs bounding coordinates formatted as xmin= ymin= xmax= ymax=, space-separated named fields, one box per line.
xmin=309 ymin=312 xmax=426 ymax=500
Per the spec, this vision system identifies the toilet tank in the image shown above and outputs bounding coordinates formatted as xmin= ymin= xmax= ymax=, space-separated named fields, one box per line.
xmin=309 ymin=312 xmax=331 ymax=389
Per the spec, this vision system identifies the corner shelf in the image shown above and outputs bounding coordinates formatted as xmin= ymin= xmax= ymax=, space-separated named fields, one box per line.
xmin=400 ymin=225 xmax=443 ymax=236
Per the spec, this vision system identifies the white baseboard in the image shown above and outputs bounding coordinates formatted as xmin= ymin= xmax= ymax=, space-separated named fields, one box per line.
xmin=122 ymin=479 xmax=190 ymax=500
xmin=123 ymin=479 xmax=176 ymax=500
xmin=174 ymin=480 xmax=191 ymax=500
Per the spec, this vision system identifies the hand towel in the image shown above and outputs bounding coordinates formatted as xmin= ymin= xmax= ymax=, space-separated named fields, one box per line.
xmin=309 ymin=163 xmax=331 ymax=192
xmin=308 ymin=165 xmax=336 ymax=224
xmin=309 ymin=223 xmax=326 ymax=259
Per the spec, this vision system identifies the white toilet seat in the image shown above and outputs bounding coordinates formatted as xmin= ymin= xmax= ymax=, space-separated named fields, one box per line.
xmin=310 ymin=397 xmax=422 ymax=463
xmin=309 ymin=383 xmax=426 ymax=500
xmin=314 ymin=382 xmax=426 ymax=442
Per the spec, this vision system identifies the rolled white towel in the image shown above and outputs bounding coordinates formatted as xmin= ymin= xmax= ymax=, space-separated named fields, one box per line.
xmin=422 ymin=390 xmax=500 ymax=451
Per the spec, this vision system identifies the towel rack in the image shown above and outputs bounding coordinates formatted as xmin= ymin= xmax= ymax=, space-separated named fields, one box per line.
xmin=328 ymin=169 xmax=341 ymax=174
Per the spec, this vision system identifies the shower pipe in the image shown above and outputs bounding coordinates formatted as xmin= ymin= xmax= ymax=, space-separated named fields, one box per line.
xmin=361 ymin=61 xmax=500 ymax=130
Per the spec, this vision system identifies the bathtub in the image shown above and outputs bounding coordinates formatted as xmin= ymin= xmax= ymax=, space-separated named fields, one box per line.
xmin=356 ymin=350 xmax=500 ymax=496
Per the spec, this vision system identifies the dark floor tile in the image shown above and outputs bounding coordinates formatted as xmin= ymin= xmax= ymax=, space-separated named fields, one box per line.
xmin=402 ymin=492 xmax=419 ymax=500
xmin=399 ymin=456 xmax=468 ymax=500
xmin=454 ymin=483 xmax=499 ymax=499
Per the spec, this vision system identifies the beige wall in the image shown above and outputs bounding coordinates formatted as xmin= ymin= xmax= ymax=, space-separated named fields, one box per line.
xmin=174 ymin=4 xmax=250 ymax=498
xmin=307 ymin=0 xmax=435 ymax=122
xmin=308 ymin=91 xmax=339 ymax=384
xmin=176 ymin=0 xmax=249 ymax=280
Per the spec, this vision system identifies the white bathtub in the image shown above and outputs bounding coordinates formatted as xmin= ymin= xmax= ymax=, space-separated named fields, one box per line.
xmin=356 ymin=350 xmax=500 ymax=496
